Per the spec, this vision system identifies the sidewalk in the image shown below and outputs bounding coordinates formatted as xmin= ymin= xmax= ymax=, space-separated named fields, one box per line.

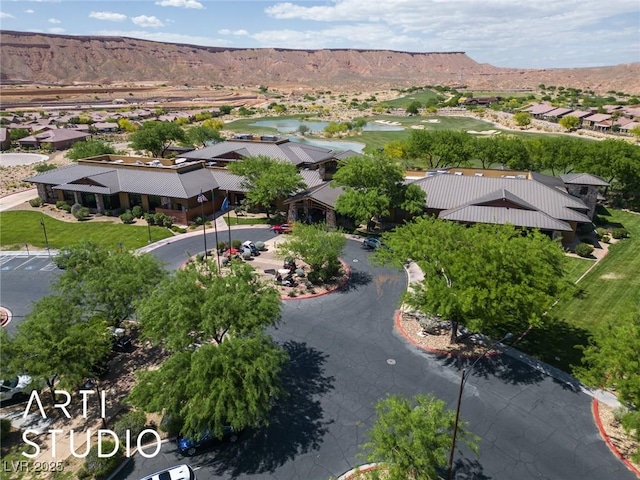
xmin=0 ymin=188 xmax=37 ymax=212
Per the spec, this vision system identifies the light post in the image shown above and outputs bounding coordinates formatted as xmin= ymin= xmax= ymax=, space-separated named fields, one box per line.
xmin=40 ymin=217 xmax=50 ymax=257
xmin=146 ymin=216 xmax=152 ymax=244
xmin=197 ymin=191 xmax=208 ymax=258
xmin=446 ymin=332 xmax=513 ymax=480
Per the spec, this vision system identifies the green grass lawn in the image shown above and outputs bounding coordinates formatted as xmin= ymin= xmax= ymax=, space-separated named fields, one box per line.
xmin=381 ymin=90 xmax=440 ymax=108
xmin=0 ymin=210 xmax=174 ymax=251
xmin=563 ymin=256 xmax=596 ymax=284
xmin=516 ymin=208 xmax=640 ymax=373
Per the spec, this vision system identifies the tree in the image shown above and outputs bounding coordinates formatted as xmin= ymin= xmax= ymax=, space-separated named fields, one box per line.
xmin=527 ymin=136 xmax=588 ymax=175
xmin=129 ymin=121 xmax=186 ymax=158
xmin=219 ymin=105 xmax=233 ymax=115
xmin=9 ymin=128 xmax=30 ymax=141
xmin=7 ymin=295 xmax=112 ymax=402
xmin=332 ymin=154 xmax=426 ymax=225
xmin=471 ymin=135 xmax=531 ymax=170
xmin=227 ymin=155 xmax=306 ymax=217
xmin=362 ymin=394 xmax=478 ymax=480
xmin=275 ymin=223 xmax=346 ymax=281
xmin=558 ymin=115 xmax=580 ymax=131
xmin=630 ymin=126 xmax=640 ymax=141
xmin=128 ymin=334 xmax=287 ymax=439
xmin=128 ymin=260 xmax=286 ymax=438
xmin=405 ymin=130 xmax=472 ymax=170
xmin=56 ymin=244 xmax=167 ymax=327
xmin=577 ymin=313 xmax=640 ymax=462
xmin=137 ymin=261 xmax=281 ymax=351
xmin=297 ymin=124 xmax=310 ymax=135
xmin=513 ymin=112 xmax=532 ymax=127
xmin=406 ymin=100 xmax=422 ymax=115
xmin=374 ymin=217 xmax=570 ymax=343
xmin=117 ymin=118 xmax=138 ymax=132
xmin=67 ymin=139 xmax=116 ymax=161
xmin=187 ymin=125 xmax=223 ymax=147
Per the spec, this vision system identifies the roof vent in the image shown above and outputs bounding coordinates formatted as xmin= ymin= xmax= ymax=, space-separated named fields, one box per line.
xmin=475 ymin=173 xmax=483 ymax=177
xmin=516 ymin=175 xmax=526 ymax=179
xmin=454 ymin=172 xmax=463 ymax=176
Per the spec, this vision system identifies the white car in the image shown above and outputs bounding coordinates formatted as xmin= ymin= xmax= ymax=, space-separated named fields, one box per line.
xmin=140 ymin=464 xmax=196 ymax=480
xmin=0 ymin=375 xmax=33 ymax=402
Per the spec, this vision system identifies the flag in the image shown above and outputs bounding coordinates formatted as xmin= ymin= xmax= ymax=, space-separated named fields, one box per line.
xmin=197 ymin=192 xmax=206 ymax=203
xmin=221 ymin=196 xmax=230 ymax=211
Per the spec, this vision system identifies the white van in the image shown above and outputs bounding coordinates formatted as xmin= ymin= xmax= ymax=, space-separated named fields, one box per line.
xmin=140 ymin=464 xmax=196 ymax=480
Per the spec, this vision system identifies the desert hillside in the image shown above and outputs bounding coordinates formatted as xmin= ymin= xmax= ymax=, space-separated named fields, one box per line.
xmin=1 ymin=31 xmax=639 ymax=94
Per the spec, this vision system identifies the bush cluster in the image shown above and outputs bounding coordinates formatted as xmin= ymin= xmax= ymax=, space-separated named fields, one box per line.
xmin=78 ymin=440 xmax=123 ymax=479
xmin=146 ymin=212 xmax=173 ymax=228
xmin=575 ymin=242 xmax=594 ymax=258
xmin=29 ymin=197 xmax=43 ymax=207
xmin=131 ymin=205 xmax=144 ymax=219
xmin=56 ymin=200 xmax=72 ymax=212
xmin=595 ymin=227 xmax=608 ymax=238
xmin=611 ymin=228 xmax=630 ymax=239
xmin=113 ymin=410 xmax=147 ymax=443
xmin=119 ymin=210 xmax=135 ymax=224
xmin=73 ymin=206 xmax=90 ymax=221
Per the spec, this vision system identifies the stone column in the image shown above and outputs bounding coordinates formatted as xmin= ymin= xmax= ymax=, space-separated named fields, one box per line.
xmin=95 ymin=194 xmax=105 ymax=214
xmin=288 ymin=203 xmax=298 ymax=222
xmin=36 ymin=184 xmax=48 ymax=202
xmin=325 ymin=209 xmax=336 ymax=229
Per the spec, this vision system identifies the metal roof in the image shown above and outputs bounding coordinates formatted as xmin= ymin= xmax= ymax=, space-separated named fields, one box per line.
xmin=439 ymin=205 xmax=573 ymax=231
xmin=470 ymin=188 xmax=537 ymax=210
xmin=299 ymin=169 xmax=325 ymax=189
xmin=210 ymin=170 xmax=247 ymax=192
xmin=560 ymin=173 xmax=609 ymax=186
xmin=180 ymin=139 xmax=335 ymax=166
xmin=411 ymin=174 xmax=591 ymax=223
xmin=542 ymin=107 xmax=573 ymax=117
xmin=26 ymin=163 xmax=220 ymax=199
xmin=54 ymin=183 xmax=112 ymax=195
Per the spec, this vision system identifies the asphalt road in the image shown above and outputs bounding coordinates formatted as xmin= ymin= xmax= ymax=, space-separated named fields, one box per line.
xmin=122 ymin=236 xmax=634 ymax=480
xmin=0 ymin=231 xmax=633 ymax=479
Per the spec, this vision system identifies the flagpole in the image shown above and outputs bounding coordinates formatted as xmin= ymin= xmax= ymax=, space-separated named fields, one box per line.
xmin=211 ymin=189 xmax=221 ymax=271
xmin=199 ymin=190 xmax=207 ymax=258
xmin=226 ymin=190 xmax=232 ymax=248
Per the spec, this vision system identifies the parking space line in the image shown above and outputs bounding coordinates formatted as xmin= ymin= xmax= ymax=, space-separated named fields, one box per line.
xmin=12 ymin=257 xmax=40 ymax=270
xmin=40 ymin=262 xmax=58 ymax=271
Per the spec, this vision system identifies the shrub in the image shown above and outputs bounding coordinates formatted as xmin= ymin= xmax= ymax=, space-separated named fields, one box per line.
xmin=601 ymin=234 xmax=611 ymax=243
xmin=171 ymin=225 xmax=187 ymax=233
xmin=288 ymin=289 xmax=298 ymax=297
xmin=56 ymin=200 xmax=71 ymax=212
xmin=575 ymin=242 xmax=594 ymax=258
xmin=104 ymin=209 xmax=113 ymax=217
xmin=255 ymin=241 xmax=265 ymax=251
xmin=131 ymin=205 xmax=144 ymax=218
xmin=307 ymin=270 xmax=321 ymax=284
xmin=81 ymin=439 xmax=123 ymax=479
xmin=73 ymin=207 xmax=90 ymax=221
xmin=193 ymin=216 xmax=203 ymax=226
xmin=241 ymin=250 xmax=252 ymax=260
xmin=113 ymin=410 xmax=147 ymax=442
xmin=29 ymin=197 xmax=43 ymax=207
xmin=154 ymin=212 xmax=172 ymax=228
xmin=231 ymin=239 xmax=242 ymax=249
xmin=611 ymin=228 xmax=629 ymax=239
xmin=159 ymin=413 xmax=182 ymax=437
xmin=34 ymin=163 xmax=57 ymax=173
xmin=145 ymin=213 xmax=156 ymax=226
xmin=595 ymin=227 xmax=608 ymax=239
xmin=217 ymin=241 xmax=228 ymax=252
xmin=0 ymin=418 xmax=11 ymax=442
xmin=70 ymin=203 xmax=83 ymax=215
xmin=119 ymin=211 xmax=135 ymax=224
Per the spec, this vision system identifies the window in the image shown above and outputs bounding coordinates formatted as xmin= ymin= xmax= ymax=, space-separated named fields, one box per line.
xmin=128 ymin=193 xmax=142 ymax=207
xmin=104 ymin=194 xmax=121 ymax=211
xmin=580 ymin=186 xmax=589 ymax=195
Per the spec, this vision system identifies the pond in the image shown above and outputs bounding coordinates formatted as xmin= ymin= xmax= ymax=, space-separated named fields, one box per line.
xmin=250 ymin=118 xmax=405 ymax=133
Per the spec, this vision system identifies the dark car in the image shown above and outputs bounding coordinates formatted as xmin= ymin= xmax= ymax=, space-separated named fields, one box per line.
xmin=363 ymin=237 xmax=382 ymax=250
xmin=177 ymin=426 xmax=240 ymax=456
xmin=272 ymin=223 xmax=293 ymax=234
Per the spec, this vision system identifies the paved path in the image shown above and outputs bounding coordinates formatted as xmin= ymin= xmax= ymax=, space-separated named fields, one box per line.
xmin=0 ymin=188 xmax=38 ymax=212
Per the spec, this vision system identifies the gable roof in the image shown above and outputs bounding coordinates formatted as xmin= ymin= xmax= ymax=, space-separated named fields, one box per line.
xmin=179 ymin=139 xmax=336 ymax=166
xmin=411 ymin=174 xmax=591 ymax=224
xmin=560 ymin=173 xmax=609 ymax=186
xmin=19 ymin=129 xmax=91 ymax=143
xmin=470 ymin=188 xmax=537 ymax=210
xmin=26 ymin=163 xmax=220 ymax=199
xmin=439 ymin=205 xmax=573 ymax=231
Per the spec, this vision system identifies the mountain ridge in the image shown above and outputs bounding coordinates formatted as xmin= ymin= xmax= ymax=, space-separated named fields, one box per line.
xmin=1 ymin=31 xmax=639 ymax=94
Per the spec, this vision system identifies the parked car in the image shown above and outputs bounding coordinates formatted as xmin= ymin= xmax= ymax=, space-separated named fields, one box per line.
xmin=0 ymin=375 xmax=33 ymax=402
xmin=110 ymin=327 xmax=132 ymax=352
xmin=272 ymin=223 xmax=293 ymax=234
xmin=177 ymin=426 xmax=240 ymax=456
xmin=140 ymin=464 xmax=196 ymax=480
xmin=363 ymin=237 xmax=382 ymax=250
xmin=241 ymin=241 xmax=259 ymax=256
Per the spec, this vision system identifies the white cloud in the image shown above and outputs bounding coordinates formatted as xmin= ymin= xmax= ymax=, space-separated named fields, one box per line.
xmin=0 ymin=12 xmax=15 ymax=18
xmin=218 ymin=29 xmax=249 ymax=36
xmin=131 ymin=15 xmax=164 ymax=28
xmin=155 ymin=0 xmax=204 ymax=9
xmin=89 ymin=11 xmax=127 ymax=22
xmin=48 ymin=27 xmax=65 ymax=34
xmin=24 ymin=9 xmax=34 ymax=14
xmin=48 ymin=17 xmax=61 ymax=23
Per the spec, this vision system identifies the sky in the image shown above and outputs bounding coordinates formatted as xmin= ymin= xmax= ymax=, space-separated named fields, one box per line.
xmin=0 ymin=0 xmax=639 ymax=69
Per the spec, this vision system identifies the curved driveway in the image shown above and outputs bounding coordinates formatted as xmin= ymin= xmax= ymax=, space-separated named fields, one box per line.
xmin=120 ymin=232 xmax=634 ymax=480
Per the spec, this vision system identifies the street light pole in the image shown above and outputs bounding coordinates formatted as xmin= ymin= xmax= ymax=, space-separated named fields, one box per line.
xmin=40 ymin=217 xmax=50 ymax=257
xmin=147 ymin=217 xmax=152 ymax=244
xmin=446 ymin=332 xmax=513 ymax=480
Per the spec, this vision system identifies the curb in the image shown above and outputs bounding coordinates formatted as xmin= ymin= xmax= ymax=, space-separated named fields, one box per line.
xmin=393 ymin=310 xmax=500 ymax=359
xmin=281 ymin=258 xmax=351 ymax=301
xmin=337 ymin=463 xmax=382 ymax=480
xmin=592 ymin=400 xmax=640 ymax=477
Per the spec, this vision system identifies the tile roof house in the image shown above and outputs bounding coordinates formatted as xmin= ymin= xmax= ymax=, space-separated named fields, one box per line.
xmin=18 ymin=129 xmax=91 ymax=150
xmin=410 ymin=168 xmax=607 ymax=242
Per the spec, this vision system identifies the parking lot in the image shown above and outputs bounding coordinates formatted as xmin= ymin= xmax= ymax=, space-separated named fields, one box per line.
xmin=0 ymin=254 xmax=58 ymax=272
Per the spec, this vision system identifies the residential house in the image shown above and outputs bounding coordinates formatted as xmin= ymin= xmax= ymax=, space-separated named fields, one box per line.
xmin=18 ymin=129 xmax=91 ymax=150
